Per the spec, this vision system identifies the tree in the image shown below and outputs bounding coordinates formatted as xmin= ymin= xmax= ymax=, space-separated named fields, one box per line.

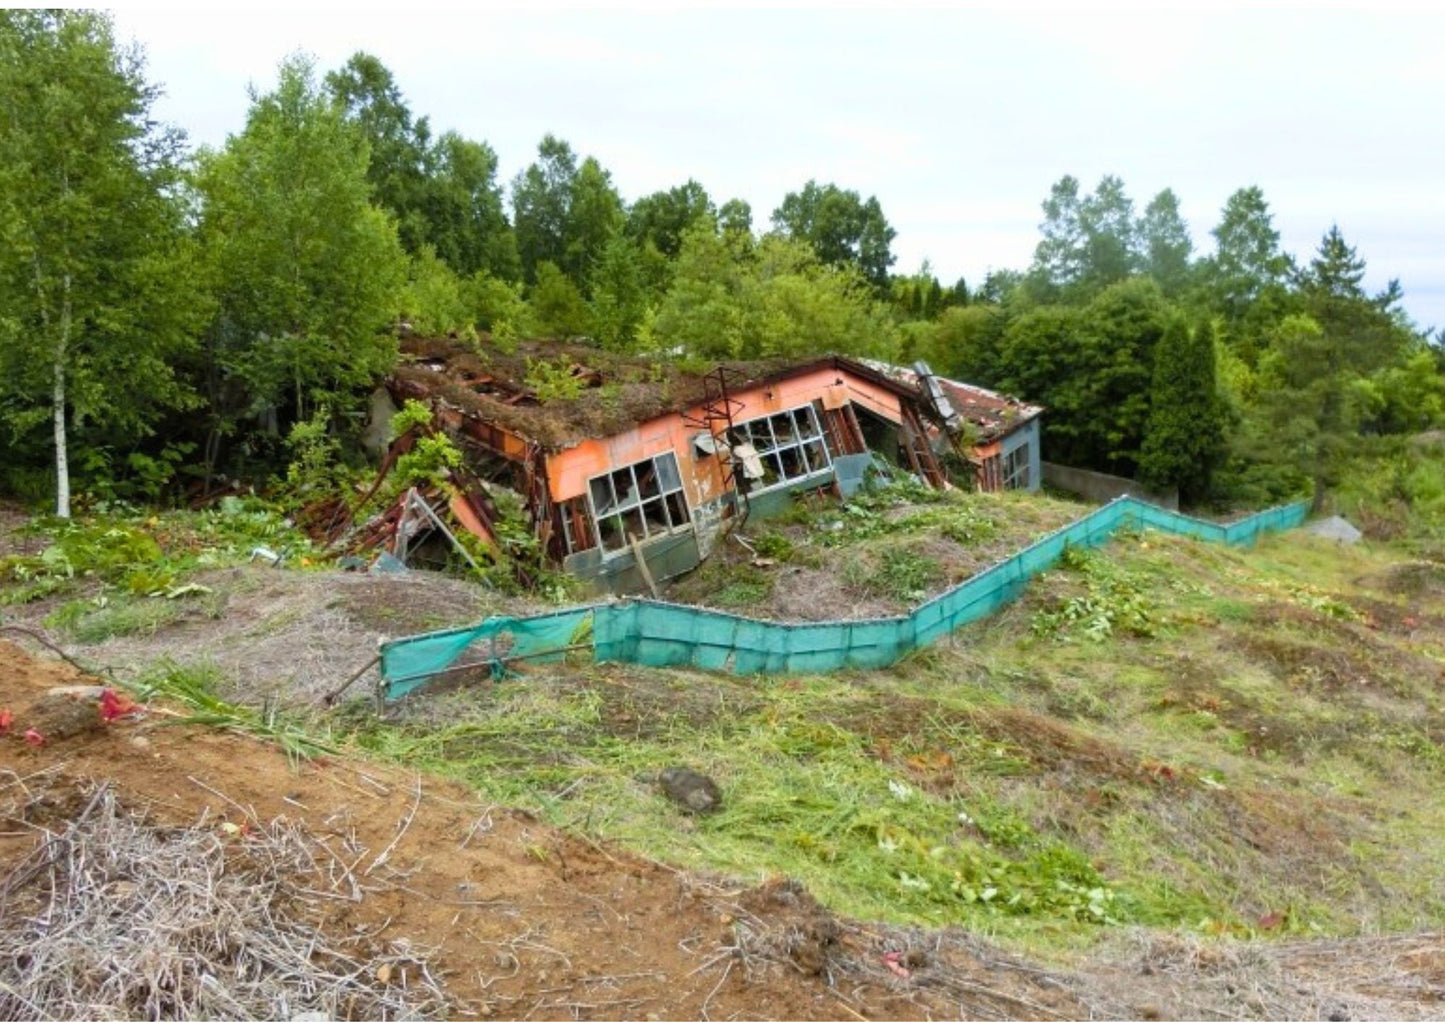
xmin=325 ymin=52 xmax=429 ymax=251
xmin=891 ymin=261 xmax=946 ymax=321
xmin=511 ymin=136 xmax=623 ymax=287
xmin=1078 ymin=175 xmax=1138 ymax=290
xmin=512 ymin=134 xmax=577 ymax=283
xmin=649 ymin=217 xmax=746 ymax=357
xmin=1204 ymin=186 xmax=1293 ymax=321
xmin=928 ymin=305 xmax=1007 ymax=385
xmin=588 ymin=230 xmax=647 ymax=350
xmin=997 ymin=278 xmax=1167 ymax=474
xmin=626 ymin=180 xmax=714 ymax=259
xmin=652 ymin=219 xmax=899 ymax=361
xmin=1300 ymin=225 xmax=1410 ymax=377
xmin=718 ymin=198 xmax=754 ymax=240
xmin=400 ymin=246 xmax=475 ymax=338
xmin=529 ymin=261 xmax=591 ymax=338
xmin=196 ymin=54 xmax=406 ymax=469
xmin=770 ymin=180 xmax=896 ymax=290
xmin=1029 ymin=175 xmax=1140 ymax=298
xmin=422 ymin=131 xmax=519 ymax=280
xmin=1255 ymin=315 xmax=1354 ymax=510
xmin=1030 ymin=175 xmax=1086 ymax=296
xmin=564 ymin=157 xmax=624 ymax=283
xmin=1138 ymin=317 xmax=1225 ymax=500
xmin=1138 ymin=189 xmax=1193 ymax=296
xmin=328 ymin=54 xmax=517 ymax=281
xmin=0 ymin=10 xmax=204 ymax=515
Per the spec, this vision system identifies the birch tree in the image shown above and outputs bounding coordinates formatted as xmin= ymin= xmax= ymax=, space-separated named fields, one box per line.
xmin=0 ymin=10 xmax=200 ymax=515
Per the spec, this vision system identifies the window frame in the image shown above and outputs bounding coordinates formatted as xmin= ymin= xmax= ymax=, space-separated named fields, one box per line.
xmin=585 ymin=451 xmax=692 ymax=557
xmin=1002 ymin=442 xmax=1031 ymax=490
xmin=732 ymin=404 xmax=834 ymax=494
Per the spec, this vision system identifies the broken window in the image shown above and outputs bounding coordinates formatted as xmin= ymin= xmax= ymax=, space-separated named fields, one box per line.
xmin=733 ymin=405 xmax=832 ymax=493
xmin=1002 ymin=443 xmax=1031 ymax=490
xmin=559 ymin=496 xmax=597 ymax=555
xmin=587 ymin=451 xmax=692 ymax=555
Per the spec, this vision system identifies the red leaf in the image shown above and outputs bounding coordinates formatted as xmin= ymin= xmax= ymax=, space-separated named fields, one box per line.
xmin=0 ymin=708 xmax=12 ymax=734
xmin=881 ymin=951 xmax=911 ymax=979
xmin=98 ymin=688 xmax=141 ymax=721
xmin=24 ymin=728 xmax=45 ymax=747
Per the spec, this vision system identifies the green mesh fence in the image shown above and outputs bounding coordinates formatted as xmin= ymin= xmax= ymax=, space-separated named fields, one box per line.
xmin=379 ymin=496 xmax=1310 ymax=699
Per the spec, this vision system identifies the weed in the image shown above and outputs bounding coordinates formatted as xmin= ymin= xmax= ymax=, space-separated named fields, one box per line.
xmin=135 ymin=660 xmax=335 ymax=764
xmin=751 ymin=530 xmax=795 ymax=562
xmin=49 ymin=597 xmax=182 ymax=644
xmin=846 ymin=546 xmax=942 ymax=603
xmin=1031 ymin=548 xmax=1156 ymax=641
xmin=525 ymin=357 xmax=586 ymax=402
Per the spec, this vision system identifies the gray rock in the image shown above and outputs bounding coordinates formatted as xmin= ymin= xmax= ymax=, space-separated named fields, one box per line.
xmin=1305 ymin=515 xmax=1362 ymax=544
xmin=658 ymin=766 xmax=722 ymax=814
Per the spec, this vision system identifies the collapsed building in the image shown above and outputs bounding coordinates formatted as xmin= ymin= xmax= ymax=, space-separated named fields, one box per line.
xmin=366 ymin=337 xmax=1042 ymax=593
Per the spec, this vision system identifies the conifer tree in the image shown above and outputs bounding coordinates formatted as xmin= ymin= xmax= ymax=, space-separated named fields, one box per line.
xmin=1139 ymin=317 xmax=1225 ymax=501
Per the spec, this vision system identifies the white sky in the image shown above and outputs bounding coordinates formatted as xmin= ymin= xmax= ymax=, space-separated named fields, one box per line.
xmin=109 ymin=4 xmax=1445 ymax=332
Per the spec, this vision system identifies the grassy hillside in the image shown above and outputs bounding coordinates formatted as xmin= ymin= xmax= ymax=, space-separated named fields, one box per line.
xmin=345 ymin=518 xmax=1445 ymax=949
xmin=5 ymin=487 xmax=1443 ymax=955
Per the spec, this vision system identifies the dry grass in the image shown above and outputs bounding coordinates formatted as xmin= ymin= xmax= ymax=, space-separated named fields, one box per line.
xmin=5 ymin=566 xmax=531 ymax=706
xmin=0 ymin=782 xmax=447 ymax=1020
xmin=1083 ymin=928 xmax=1445 ymax=1020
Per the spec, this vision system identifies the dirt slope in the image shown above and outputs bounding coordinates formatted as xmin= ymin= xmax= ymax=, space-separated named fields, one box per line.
xmin=0 ymin=640 xmax=1099 ymax=1020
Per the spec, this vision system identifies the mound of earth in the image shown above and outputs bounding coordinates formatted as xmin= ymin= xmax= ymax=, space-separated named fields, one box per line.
xmin=0 ymin=639 xmax=1101 ymax=1020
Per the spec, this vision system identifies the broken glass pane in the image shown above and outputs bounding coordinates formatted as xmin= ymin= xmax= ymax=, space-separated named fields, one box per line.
xmin=804 ymin=439 xmax=828 ymax=473
xmin=619 ymin=508 xmax=644 ymax=545
xmin=590 ymin=476 xmax=616 ymax=516
xmin=779 ymin=444 xmax=803 ymax=480
xmin=612 ymin=467 xmax=639 ymax=509
xmin=599 ymin=514 xmax=626 ymax=552
xmin=642 ymin=497 xmax=669 ymax=535
xmin=664 ymin=491 xmax=689 ymax=529
xmin=655 ymin=452 xmax=681 ymax=492
xmin=637 ymin=461 xmax=662 ymax=499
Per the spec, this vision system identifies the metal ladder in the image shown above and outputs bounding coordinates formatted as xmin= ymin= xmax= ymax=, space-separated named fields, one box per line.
xmin=682 ymin=366 xmax=752 ymax=528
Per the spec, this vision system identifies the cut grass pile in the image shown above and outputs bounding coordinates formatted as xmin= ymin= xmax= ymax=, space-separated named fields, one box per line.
xmin=342 ymin=525 xmax=1445 ymax=950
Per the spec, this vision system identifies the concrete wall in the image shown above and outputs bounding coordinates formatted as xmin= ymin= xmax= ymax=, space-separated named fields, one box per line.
xmin=1041 ymin=461 xmax=1178 ymax=510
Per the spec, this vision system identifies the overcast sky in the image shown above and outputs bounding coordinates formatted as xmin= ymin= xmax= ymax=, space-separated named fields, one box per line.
xmin=109 ymin=5 xmax=1445 ymax=331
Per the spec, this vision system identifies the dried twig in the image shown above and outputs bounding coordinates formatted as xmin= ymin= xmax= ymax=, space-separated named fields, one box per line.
xmin=0 ymin=786 xmax=448 ymax=1020
xmin=364 ymin=775 xmax=421 ymax=877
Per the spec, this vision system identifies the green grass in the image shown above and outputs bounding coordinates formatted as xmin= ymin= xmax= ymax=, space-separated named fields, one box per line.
xmin=338 ymin=523 xmax=1445 ymax=950
xmin=0 ymin=499 xmax=318 ymax=610
xmin=136 ymin=660 xmax=337 ymax=764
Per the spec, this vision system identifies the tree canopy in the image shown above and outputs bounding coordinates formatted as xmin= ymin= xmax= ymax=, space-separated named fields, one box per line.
xmin=0 ymin=30 xmax=1437 ymax=518
xmin=0 ymin=9 xmax=205 ymax=514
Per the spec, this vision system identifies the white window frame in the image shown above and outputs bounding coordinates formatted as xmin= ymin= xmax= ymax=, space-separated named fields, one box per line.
xmin=587 ymin=451 xmax=692 ymax=556
xmin=733 ymin=404 xmax=833 ymax=493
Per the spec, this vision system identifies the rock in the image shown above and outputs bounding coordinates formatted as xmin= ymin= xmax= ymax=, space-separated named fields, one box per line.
xmin=658 ymin=766 xmax=723 ymax=814
xmin=130 ymin=735 xmax=152 ymax=751
xmin=28 ymin=693 xmax=102 ymax=741
xmin=1305 ymin=515 xmax=1362 ymax=544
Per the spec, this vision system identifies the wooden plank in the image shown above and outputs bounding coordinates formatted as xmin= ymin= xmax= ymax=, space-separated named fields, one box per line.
xmin=628 ymin=534 xmax=660 ymax=598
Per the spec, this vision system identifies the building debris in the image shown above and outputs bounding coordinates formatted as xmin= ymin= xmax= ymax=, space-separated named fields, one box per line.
xmin=338 ymin=337 xmax=1046 ymax=594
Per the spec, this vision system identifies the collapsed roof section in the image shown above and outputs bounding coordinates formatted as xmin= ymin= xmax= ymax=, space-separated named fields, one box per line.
xmin=856 ymin=359 xmax=1043 ymax=444
xmin=366 ymin=335 xmax=1045 ymax=593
